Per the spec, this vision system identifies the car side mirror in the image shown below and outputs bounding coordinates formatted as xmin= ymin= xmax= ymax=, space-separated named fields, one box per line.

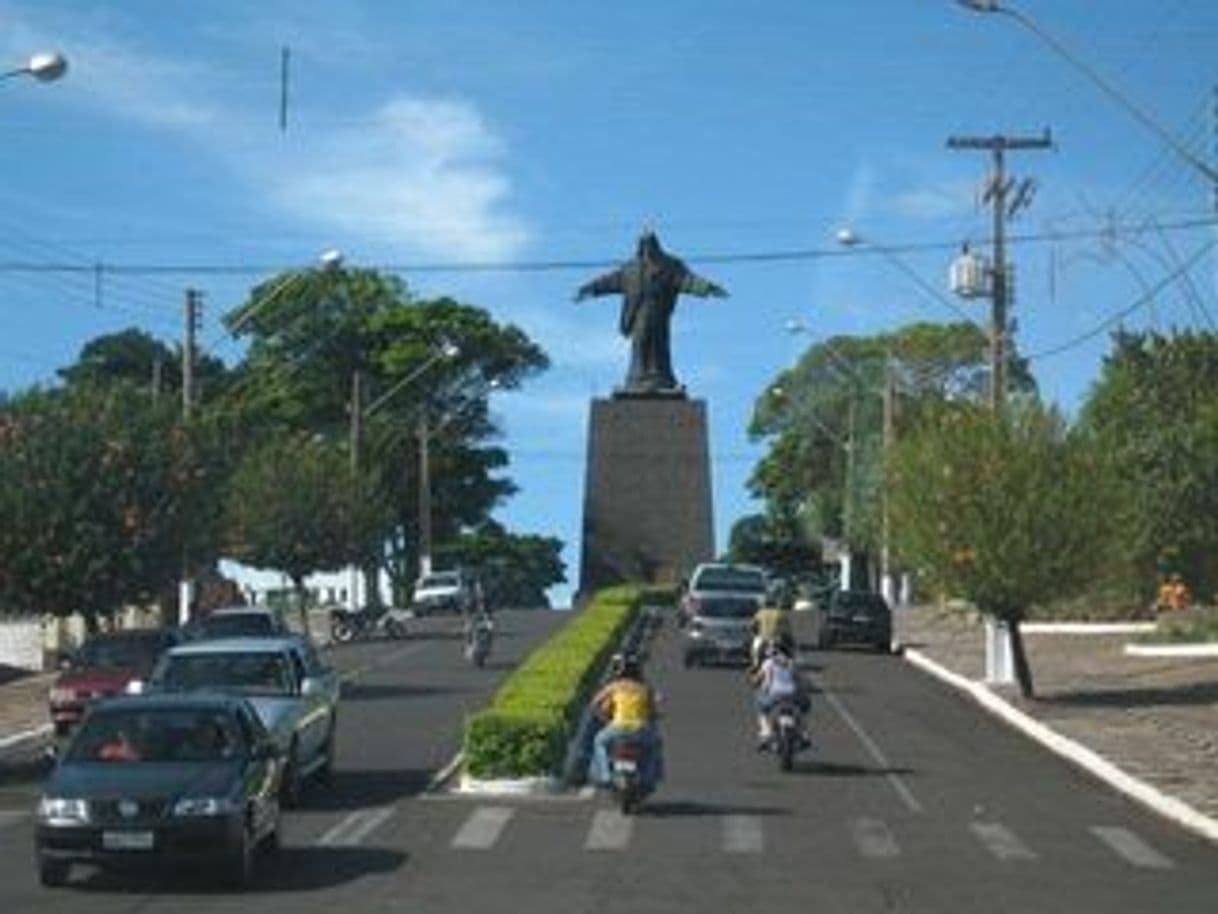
xmin=300 ymin=676 xmax=324 ymax=697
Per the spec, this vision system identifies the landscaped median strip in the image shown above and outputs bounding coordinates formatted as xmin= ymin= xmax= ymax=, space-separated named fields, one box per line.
xmin=458 ymin=585 xmax=672 ymax=793
xmin=902 ymin=646 xmax=1218 ymax=844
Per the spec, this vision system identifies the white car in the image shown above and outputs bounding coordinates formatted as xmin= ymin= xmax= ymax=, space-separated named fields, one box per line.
xmin=411 ymin=570 xmax=479 ymax=616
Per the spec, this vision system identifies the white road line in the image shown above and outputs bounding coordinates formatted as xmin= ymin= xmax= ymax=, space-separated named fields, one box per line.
xmin=722 ymin=815 xmax=764 ymax=854
xmin=1090 ymin=826 xmax=1175 ymax=869
xmin=0 ymin=723 xmax=51 ymax=750
xmin=331 ymin=806 xmax=396 ymax=847
xmin=850 ymin=817 xmax=901 ymax=859
xmin=970 ymin=822 xmax=1037 ymax=862
xmin=451 ymin=806 xmax=515 ymax=850
xmin=317 ymin=810 xmax=369 ymax=846
xmin=816 ymin=682 xmax=924 ymax=815
xmin=585 ymin=809 xmax=634 ymax=850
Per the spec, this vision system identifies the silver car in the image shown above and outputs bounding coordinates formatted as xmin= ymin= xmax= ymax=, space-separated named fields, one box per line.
xmin=680 ymin=563 xmax=768 ymax=667
xmin=147 ymin=637 xmax=340 ymax=804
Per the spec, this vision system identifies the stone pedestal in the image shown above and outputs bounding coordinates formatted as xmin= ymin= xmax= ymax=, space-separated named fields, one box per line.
xmin=578 ymin=395 xmax=715 ymax=597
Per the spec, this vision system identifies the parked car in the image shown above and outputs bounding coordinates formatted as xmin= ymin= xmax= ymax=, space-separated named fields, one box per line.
xmin=817 ymin=590 xmax=892 ymax=653
xmin=34 ymin=691 xmax=282 ymax=888
xmin=188 ymin=606 xmax=291 ymax=640
xmin=145 ymin=636 xmax=340 ymax=804
xmin=678 ymin=562 xmax=768 ymax=627
xmin=682 ymin=593 xmax=761 ymax=667
xmin=48 ymin=629 xmax=184 ymax=738
xmin=411 ymin=569 xmax=480 ymax=616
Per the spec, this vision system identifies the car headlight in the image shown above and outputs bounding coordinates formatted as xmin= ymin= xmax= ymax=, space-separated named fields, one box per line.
xmin=48 ymin=688 xmax=77 ymax=705
xmin=37 ymin=797 xmax=90 ymax=824
xmin=172 ymin=796 xmax=237 ymax=817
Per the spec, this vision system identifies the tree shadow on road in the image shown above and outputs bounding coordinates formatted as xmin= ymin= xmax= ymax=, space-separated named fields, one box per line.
xmin=1040 ymin=681 xmax=1218 ymax=708
xmin=65 ymin=847 xmax=407 ymax=894
xmin=639 ymin=799 xmax=791 ymax=818
xmin=792 ymin=759 xmax=915 ymax=777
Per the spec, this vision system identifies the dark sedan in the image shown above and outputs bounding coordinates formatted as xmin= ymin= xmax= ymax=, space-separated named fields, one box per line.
xmin=817 ymin=590 xmax=892 ymax=653
xmin=34 ymin=693 xmax=282 ymax=889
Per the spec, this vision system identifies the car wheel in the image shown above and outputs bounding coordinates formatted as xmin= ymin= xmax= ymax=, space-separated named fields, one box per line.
xmin=37 ymin=856 xmax=69 ymax=888
xmin=224 ymin=823 xmax=255 ymax=888
xmin=874 ymin=639 xmax=891 ymax=654
xmin=280 ymin=741 xmax=303 ymax=807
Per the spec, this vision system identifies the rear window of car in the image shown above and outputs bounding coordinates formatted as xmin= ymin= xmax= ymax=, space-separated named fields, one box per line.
xmin=834 ymin=593 xmax=890 ymax=614
xmin=75 ymin=634 xmax=168 ymax=671
xmin=196 ymin=614 xmax=275 ymax=638
xmin=156 ymin=651 xmax=295 ymax=696
xmin=692 ymin=567 xmax=766 ymax=594
xmin=697 ymin=597 xmax=759 ymax=619
xmin=419 ymin=573 xmax=459 ymax=588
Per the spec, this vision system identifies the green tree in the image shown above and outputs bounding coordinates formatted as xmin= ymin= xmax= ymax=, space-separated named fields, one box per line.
xmin=0 ymin=385 xmax=210 ymax=631
xmin=224 ymin=433 xmax=387 ymax=629
xmin=59 ymin=327 xmax=230 ymax=403
xmin=890 ymin=401 xmax=1114 ymax=697
xmin=1080 ymin=330 xmax=1218 ymax=602
xmin=727 ymin=512 xmax=821 ymax=578
xmin=749 ymin=321 xmax=1036 ymax=562
xmin=436 ymin=521 xmax=566 ymax=609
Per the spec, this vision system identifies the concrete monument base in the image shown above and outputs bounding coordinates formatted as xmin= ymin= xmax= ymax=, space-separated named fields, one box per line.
xmin=578 ymin=395 xmax=715 ymax=597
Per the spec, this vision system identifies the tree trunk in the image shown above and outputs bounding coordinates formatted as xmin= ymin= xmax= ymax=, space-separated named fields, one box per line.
xmin=292 ymin=577 xmax=310 ymax=641
xmin=1009 ymin=618 xmax=1035 ymax=699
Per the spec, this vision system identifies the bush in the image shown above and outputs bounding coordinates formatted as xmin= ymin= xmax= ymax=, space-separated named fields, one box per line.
xmin=463 ymin=586 xmax=643 ymax=778
xmin=1139 ymin=606 xmax=1218 ymax=643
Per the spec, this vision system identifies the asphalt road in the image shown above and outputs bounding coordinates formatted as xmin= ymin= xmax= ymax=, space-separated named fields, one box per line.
xmin=2 ymin=608 xmax=1217 ymax=913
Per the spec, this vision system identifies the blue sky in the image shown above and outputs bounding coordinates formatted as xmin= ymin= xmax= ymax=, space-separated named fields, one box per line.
xmin=1 ymin=1 xmax=1216 ymax=605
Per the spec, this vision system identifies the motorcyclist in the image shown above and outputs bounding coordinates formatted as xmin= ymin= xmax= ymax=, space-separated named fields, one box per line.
xmin=750 ymin=641 xmax=810 ymax=749
xmin=750 ymin=596 xmax=795 ymax=671
xmin=589 ymin=653 xmax=663 ymax=790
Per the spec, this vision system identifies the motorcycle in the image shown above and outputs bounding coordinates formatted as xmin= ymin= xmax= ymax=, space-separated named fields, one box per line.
xmin=330 ymin=606 xmax=411 ymax=643
xmin=463 ymin=613 xmax=494 ymax=666
xmin=765 ymin=698 xmax=808 ymax=772
xmin=607 ymin=735 xmax=651 ymax=815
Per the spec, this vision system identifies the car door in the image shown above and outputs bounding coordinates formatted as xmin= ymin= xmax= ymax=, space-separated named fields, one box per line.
xmin=236 ymin=704 xmax=280 ymax=840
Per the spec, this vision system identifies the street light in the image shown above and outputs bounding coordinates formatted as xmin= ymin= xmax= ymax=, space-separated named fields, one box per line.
xmin=1 ymin=51 xmax=68 ymax=83
xmin=955 ymin=0 xmax=1218 ymax=186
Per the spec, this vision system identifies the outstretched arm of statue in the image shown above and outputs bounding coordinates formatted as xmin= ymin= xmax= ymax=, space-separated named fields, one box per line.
xmin=574 ymin=269 xmax=624 ymax=301
xmin=680 ymin=270 xmax=729 ymax=298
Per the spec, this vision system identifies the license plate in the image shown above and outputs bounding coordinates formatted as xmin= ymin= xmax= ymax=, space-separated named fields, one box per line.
xmin=102 ymin=830 xmax=155 ymax=851
xmin=612 ymin=759 xmax=638 ymax=773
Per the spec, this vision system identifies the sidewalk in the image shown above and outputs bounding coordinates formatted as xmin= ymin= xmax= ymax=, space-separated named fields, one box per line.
xmin=0 ymin=670 xmax=53 ymax=748
xmin=896 ymin=605 xmax=1218 ymax=821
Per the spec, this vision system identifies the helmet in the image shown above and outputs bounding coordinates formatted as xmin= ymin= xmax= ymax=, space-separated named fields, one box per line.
xmin=764 ymin=640 xmax=789 ymax=660
xmin=610 ymin=652 xmax=642 ymax=679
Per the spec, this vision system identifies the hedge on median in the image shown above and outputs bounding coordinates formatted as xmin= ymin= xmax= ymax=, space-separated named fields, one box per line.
xmin=463 ymin=584 xmax=674 ymax=779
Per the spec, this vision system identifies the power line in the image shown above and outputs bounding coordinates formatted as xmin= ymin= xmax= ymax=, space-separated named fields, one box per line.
xmin=1028 ymin=237 xmax=1218 ymax=361
xmin=0 ymin=213 xmax=1215 ymax=278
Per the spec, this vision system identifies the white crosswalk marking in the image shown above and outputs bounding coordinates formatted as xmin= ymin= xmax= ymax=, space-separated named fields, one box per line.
xmin=585 ymin=809 xmax=634 ymax=850
xmin=1090 ymin=826 xmax=1174 ymax=869
xmin=722 ymin=815 xmax=764 ymax=854
xmin=451 ymin=806 xmax=514 ymax=850
xmin=970 ymin=822 xmax=1037 ymax=862
xmin=850 ymin=817 xmax=901 ymax=859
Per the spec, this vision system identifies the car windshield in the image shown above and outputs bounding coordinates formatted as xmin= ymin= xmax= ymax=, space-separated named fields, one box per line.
xmin=693 ymin=568 xmax=766 ymax=594
xmin=67 ymin=707 xmax=243 ymax=764
xmin=156 ymin=652 xmax=294 ymax=696
xmin=196 ymin=613 xmax=275 ymax=638
xmin=75 ymin=635 xmax=165 ymax=671
xmin=697 ymin=597 xmax=758 ymax=619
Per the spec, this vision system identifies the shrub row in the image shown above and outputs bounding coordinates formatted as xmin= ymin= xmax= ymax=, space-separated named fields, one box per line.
xmin=463 ymin=586 xmax=647 ymax=779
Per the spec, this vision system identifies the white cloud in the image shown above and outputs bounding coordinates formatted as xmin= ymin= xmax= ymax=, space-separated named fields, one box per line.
xmin=892 ymin=179 xmax=976 ymax=220
xmin=267 ymin=97 xmax=530 ymax=262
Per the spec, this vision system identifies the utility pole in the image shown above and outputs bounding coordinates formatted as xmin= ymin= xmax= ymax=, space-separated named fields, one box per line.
xmin=348 ymin=370 xmax=363 ymax=611
xmin=841 ymin=398 xmax=857 ymax=592
xmin=179 ymin=289 xmax=202 ymax=626
xmin=947 ymin=130 xmax=1051 ymax=412
xmin=881 ymin=352 xmax=896 ymax=605
xmin=417 ymin=412 xmax=432 ymax=579
xmin=151 ymin=357 xmax=162 ymax=405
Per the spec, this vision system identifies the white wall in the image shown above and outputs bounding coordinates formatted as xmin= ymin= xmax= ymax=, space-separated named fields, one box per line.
xmin=0 ymin=616 xmax=43 ymax=671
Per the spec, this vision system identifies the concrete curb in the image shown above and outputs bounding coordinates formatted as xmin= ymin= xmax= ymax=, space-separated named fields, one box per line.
xmin=1123 ymin=642 xmax=1218 ymax=658
xmin=903 ymin=647 xmax=1218 ymax=845
xmin=0 ymin=722 xmax=51 ymax=751
xmin=1021 ymin=622 xmax=1156 ymax=635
